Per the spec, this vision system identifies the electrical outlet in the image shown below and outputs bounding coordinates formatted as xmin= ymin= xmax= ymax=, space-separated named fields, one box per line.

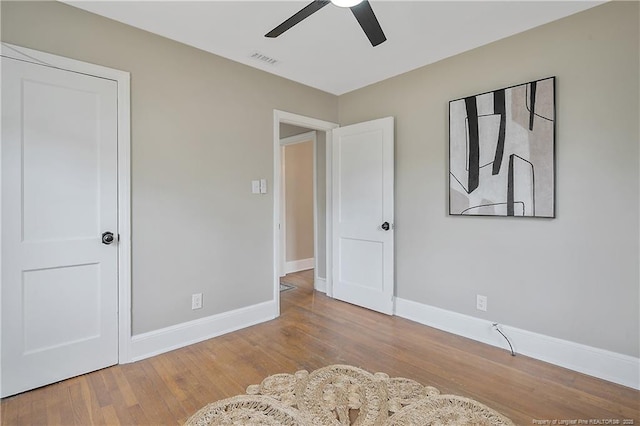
xmin=192 ymin=293 xmax=203 ymax=310
xmin=476 ymin=294 xmax=487 ymax=312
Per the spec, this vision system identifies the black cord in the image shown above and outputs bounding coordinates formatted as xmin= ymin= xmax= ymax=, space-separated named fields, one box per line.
xmin=493 ymin=324 xmax=516 ymax=356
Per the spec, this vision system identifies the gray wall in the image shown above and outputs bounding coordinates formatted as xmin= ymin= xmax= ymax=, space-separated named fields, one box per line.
xmin=338 ymin=1 xmax=639 ymax=357
xmin=2 ymin=1 xmax=637 ymax=358
xmin=280 ymin=124 xmax=312 ymax=139
xmin=1 ymin=1 xmax=338 ymax=334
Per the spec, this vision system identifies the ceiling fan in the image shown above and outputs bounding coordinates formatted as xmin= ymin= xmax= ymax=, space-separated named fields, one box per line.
xmin=265 ymin=0 xmax=387 ymax=47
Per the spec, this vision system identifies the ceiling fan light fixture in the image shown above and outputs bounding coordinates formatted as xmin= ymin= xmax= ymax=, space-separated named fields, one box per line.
xmin=330 ymin=0 xmax=364 ymax=8
xmin=266 ymin=0 xmax=386 ymax=47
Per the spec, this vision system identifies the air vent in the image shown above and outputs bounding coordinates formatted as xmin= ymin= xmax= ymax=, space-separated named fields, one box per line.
xmin=249 ymin=51 xmax=279 ymax=66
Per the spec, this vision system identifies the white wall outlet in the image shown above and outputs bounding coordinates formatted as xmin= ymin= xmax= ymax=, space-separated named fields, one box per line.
xmin=192 ymin=293 xmax=203 ymax=310
xmin=476 ymin=294 xmax=487 ymax=312
xmin=260 ymin=178 xmax=267 ymax=194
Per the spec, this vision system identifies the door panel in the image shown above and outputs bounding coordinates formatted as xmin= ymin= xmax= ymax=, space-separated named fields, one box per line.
xmin=22 ymin=78 xmax=102 ymax=242
xmin=1 ymin=57 xmax=119 ymax=397
xmin=339 ymin=238 xmax=384 ymax=290
xmin=23 ymin=264 xmax=102 ymax=354
xmin=332 ymin=117 xmax=394 ymax=314
xmin=338 ymin=130 xmax=384 ymax=225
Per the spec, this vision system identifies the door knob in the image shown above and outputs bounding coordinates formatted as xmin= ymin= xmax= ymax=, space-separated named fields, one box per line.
xmin=102 ymin=231 xmax=115 ymax=245
xmin=381 ymin=222 xmax=390 ymax=231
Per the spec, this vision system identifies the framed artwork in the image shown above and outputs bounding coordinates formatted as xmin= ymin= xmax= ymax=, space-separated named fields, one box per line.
xmin=449 ymin=77 xmax=556 ymax=218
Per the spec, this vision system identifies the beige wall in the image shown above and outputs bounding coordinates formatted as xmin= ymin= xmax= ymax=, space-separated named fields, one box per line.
xmin=338 ymin=1 xmax=639 ymax=357
xmin=1 ymin=0 xmax=338 ymax=334
xmin=284 ymin=141 xmax=314 ymax=262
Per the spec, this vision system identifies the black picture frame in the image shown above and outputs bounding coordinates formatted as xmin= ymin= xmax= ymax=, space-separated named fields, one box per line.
xmin=448 ymin=77 xmax=556 ymax=218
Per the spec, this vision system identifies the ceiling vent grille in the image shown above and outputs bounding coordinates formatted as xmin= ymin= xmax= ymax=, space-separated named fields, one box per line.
xmin=249 ymin=51 xmax=279 ymax=66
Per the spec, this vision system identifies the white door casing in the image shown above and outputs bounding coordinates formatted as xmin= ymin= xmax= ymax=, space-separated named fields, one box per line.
xmin=331 ymin=117 xmax=394 ymax=315
xmin=1 ymin=44 xmax=131 ymax=397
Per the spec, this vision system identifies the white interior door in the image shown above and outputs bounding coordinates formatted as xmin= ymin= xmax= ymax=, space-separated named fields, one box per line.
xmin=1 ymin=56 xmax=119 ymax=397
xmin=332 ymin=117 xmax=394 ymax=314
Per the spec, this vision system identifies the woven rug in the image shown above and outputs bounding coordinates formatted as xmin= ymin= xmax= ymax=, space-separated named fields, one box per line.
xmin=185 ymin=364 xmax=514 ymax=425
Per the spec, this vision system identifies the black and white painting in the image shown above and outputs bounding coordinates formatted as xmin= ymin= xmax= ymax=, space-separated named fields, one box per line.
xmin=449 ymin=77 xmax=555 ymax=218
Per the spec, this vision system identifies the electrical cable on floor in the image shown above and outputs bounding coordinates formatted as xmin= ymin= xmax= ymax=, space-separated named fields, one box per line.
xmin=492 ymin=323 xmax=516 ymax=356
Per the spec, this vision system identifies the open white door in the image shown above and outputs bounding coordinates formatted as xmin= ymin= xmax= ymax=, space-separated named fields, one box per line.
xmin=331 ymin=117 xmax=394 ymax=314
xmin=1 ymin=55 xmax=119 ymax=396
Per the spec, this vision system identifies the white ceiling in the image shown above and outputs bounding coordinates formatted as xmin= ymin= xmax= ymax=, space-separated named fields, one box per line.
xmin=63 ymin=0 xmax=604 ymax=95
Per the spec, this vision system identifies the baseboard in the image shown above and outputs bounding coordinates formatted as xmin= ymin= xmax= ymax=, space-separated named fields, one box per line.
xmin=129 ymin=300 xmax=277 ymax=362
xmin=315 ymin=277 xmax=327 ymax=293
xmin=395 ymin=298 xmax=640 ymax=390
xmin=285 ymin=258 xmax=314 ymax=274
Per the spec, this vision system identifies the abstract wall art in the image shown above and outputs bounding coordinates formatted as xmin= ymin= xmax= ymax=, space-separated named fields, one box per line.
xmin=449 ymin=77 xmax=556 ymax=218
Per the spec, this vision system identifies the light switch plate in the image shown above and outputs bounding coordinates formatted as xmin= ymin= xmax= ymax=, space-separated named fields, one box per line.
xmin=251 ymin=180 xmax=260 ymax=194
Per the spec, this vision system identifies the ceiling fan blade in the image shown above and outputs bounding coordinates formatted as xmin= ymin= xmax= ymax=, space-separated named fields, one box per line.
xmin=350 ymin=1 xmax=386 ymax=47
xmin=265 ymin=0 xmax=331 ymax=38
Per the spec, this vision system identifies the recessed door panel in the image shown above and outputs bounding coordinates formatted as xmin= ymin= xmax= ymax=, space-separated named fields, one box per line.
xmin=22 ymin=80 xmax=101 ymax=242
xmin=23 ymin=264 xmax=101 ymax=354
xmin=338 ymin=130 xmax=384 ymax=226
xmin=338 ymin=238 xmax=383 ymax=291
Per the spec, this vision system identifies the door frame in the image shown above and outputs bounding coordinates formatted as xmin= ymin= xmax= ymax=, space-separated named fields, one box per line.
xmin=280 ymin=130 xmax=317 ymax=278
xmin=0 ymin=43 xmax=132 ymax=364
xmin=273 ymin=110 xmax=338 ymax=315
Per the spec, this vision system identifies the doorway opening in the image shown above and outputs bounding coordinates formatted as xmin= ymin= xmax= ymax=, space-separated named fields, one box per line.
xmin=273 ymin=111 xmax=338 ymax=316
xmin=280 ymin=128 xmax=316 ymax=285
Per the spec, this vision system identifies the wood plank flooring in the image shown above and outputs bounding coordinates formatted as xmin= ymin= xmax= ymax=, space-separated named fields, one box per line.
xmin=2 ymin=269 xmax=638 ymax=425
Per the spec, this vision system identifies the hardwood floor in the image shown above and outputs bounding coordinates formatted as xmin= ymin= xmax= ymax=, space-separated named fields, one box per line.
xmin=2 ymin=269 xmax=638 ymax=425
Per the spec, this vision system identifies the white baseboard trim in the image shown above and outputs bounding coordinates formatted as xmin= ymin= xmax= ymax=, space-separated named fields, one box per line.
xmin=130 ymin=300 xmax=277 ymax=362
xmin=395 ymin=298 xmax=640 ymax=390
xmin=285 ymin=258 xmax=314 ymax=274
xmin=315 ymin=277 xmax=327 ymax=293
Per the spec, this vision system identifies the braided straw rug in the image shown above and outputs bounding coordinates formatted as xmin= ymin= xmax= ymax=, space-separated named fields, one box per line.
xmin=185 ymin=364 xmax=514 ymax=425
